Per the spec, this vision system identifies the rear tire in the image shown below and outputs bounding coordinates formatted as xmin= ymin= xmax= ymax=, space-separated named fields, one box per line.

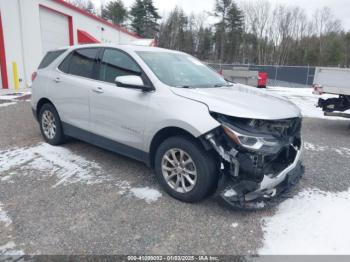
xmin=39 ymin=103 xmax=65 ymax=145
xmin=154 ymin=136 xmax=218 ymax=202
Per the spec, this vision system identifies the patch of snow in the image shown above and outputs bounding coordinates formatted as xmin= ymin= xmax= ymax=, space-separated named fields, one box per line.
xmin=132 ymin=39 xmax=155 ymax=46
xmin=0 ymin=204 xmax=23 ymax=255
xmin=0 ymin=91 xmax=31 ymax=101
xmin=304 ymin=142 xmax=327 ymax=152
xmin=265 ymin=87 xmax=349 ymax=120
xmin=0 ymin=241 xmax=24 ymax=256
xmin=115 ymin=180 xmax=131 ymax=195
xmin=0 ymin=203 xmax=11 ymax=227
xmin=231 ymin=223 xmax=239 ymax=228
xmin=1 ymin=175 xmax=12 ymax=182
xmin=0 ymin=102 xmax=17 ymax=108
xmin=0 ymin=143 xmax=107 ymax=187
xmin=0 ymin=143 xmax=162 ymax=201
xmin=224 ymin=189 xmax=237 ymax=197
xmin=260 ymin=188 xmax=350 ymax=255
xmin=0 ymin=143 xmax=161 ymax=201
xmin=0 ymin=95 xmax=21 ymax=100
xmin=255 ymin=202 xmax=266 ymax=209
xmin=304 ymin=142 xmax=350 ymax=157
xmin=0 ymin=91 xmax=31 ymax=108
xmin=130 ymin=187 xmax=162 ymax=203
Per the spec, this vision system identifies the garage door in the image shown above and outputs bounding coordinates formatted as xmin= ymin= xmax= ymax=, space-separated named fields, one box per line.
xmin=39 ymin=7 xmax=70 ymax=55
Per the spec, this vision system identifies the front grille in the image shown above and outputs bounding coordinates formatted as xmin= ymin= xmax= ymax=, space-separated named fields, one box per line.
xmin=212 ymin=113 xmax=302 ymax=139
xmin=264 ymin=118 xmax=302 ymax=138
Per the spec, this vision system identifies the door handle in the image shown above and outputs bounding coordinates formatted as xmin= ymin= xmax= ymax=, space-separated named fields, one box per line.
xmin=54 ymin=77 xmax=61 ymax=83
xmin=92 ymin=87 xmax=104 ymax=94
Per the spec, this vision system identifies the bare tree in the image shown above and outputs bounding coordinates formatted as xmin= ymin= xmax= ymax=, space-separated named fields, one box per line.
xmin=158 ymin=1 xmax=347 ymax=66
xmin=313 ymin=7 xmax=342 ymax=63
xmin=241 ymin=0 xmax=271 ymax=64
xmin=67 ymin=0 xmax=96 ymax=14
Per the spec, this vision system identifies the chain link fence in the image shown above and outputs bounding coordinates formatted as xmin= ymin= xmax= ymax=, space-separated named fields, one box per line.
xmin=207 ymin=63 xmax=315 ymax=88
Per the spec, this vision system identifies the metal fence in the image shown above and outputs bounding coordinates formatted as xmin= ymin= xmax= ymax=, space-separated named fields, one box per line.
xmin=207 ymin=63 xmax=316 ymax=88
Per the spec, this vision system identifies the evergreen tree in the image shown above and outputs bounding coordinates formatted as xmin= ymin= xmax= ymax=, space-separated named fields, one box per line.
xmin=214 ymin=0 xmax=232 ymax=62
xmin=129 ymin=0 xmax=146 ymax=36
xmin=324 ymin=36 xmax=344 ymax=66
xmin=130 ymin=0 xmax=161 ymax=38
xmin=344 ymin=32 xmax=350 ymax=67
xmin=226 ymin=2 xmax=244 ymax=62
xmin=197 ymin=27 xmax=213 ymax=60
xmin=158 ymin=7 xmax=187 ymax=50
xmin=101 ymin=0 xmax=128 ymax=26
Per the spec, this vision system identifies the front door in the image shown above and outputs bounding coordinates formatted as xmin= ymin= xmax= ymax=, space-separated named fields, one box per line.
xmin=89 ymin=48 xmax=151 ymax=152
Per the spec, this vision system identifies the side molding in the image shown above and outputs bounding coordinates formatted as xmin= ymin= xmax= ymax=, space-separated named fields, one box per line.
xmin=62 ymin=123 xmax=151 ymax=166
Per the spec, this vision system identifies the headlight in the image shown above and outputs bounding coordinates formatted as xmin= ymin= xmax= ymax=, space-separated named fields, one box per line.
xmin=222 ymin=124 xmax=279 ymax=151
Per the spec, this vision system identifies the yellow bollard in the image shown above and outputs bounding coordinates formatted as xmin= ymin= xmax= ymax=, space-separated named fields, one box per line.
xmin=12 ymin=62 xmax=20 ymax=91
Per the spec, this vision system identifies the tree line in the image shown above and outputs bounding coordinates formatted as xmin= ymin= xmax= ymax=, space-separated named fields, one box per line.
xmin=68 ymin=0 xmax=161 ymax=38
xmin=67 ymin=0 xmax=350 ymax=67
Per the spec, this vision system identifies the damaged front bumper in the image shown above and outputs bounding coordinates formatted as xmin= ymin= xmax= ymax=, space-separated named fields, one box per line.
xmin=204 ymin=116 xmax=304 ymax=209
xmin=219 ymin=144 xmax=304 ymax=209
xmin=245 ymin=143 xmax=303 ymax=201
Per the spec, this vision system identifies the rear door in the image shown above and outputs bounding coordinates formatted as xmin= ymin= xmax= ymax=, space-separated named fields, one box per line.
xmin=51 ymin=47 xmax=100 ymax=132
xmin=89 ymin=48 xmax=151 ymax=151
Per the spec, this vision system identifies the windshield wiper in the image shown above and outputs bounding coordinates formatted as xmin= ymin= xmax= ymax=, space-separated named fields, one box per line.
xmin=177 ymin=85 xmax=193 ymax=89
xmin=214 ymin=83 xmax=233 ymax=87
xmin=176 ymin=84 xmax=232 ymax=88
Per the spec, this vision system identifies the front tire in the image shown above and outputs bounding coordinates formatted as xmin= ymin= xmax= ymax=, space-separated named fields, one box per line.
xmin=154 ymin=136 xmax=218 ymax=202
xmin=39 ymin=103 xmax=65 ymax=145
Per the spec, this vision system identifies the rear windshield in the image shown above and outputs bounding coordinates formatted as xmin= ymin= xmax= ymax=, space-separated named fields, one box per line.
xmin=38 ymin=50 xmax=67 ymax=69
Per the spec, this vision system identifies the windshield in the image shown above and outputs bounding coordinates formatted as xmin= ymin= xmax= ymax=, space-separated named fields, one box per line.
xmin=136 ymin=51 xmax=228 ymax=88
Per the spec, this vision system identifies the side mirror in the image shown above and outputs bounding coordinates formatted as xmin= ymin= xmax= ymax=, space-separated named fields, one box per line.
xmin=115 ymin=75 xmax=153 ymax=91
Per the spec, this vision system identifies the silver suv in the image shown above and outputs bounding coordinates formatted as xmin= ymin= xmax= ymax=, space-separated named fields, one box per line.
xmin=31 ymin=44 xmax=304 ymax=208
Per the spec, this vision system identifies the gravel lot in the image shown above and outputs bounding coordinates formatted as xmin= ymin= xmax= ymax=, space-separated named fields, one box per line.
xmin=0 ymin=94 xmax=350 ymax=256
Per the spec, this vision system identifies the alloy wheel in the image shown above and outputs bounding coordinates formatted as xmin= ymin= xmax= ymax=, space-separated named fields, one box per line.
xmin=161 ymin=148 xmax=198 ymax=193
xmin=41 ymin=110 xmax=56 ymax=140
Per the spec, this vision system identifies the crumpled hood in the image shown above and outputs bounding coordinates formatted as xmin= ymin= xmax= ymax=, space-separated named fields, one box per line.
xmin=171 ymin=84 xmax=301 ymax=120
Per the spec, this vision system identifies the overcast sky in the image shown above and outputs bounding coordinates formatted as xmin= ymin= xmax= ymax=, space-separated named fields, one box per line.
xmin=97 ymin=0 xmax=350 ymax=30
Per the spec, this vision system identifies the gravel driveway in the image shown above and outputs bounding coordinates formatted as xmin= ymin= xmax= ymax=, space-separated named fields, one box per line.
xmin=0 ymin=96 xmax=350 ymax=256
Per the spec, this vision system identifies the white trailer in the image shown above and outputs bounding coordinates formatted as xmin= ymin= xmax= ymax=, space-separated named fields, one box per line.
xmin=313 ymin=67 xmax=350 ymax=118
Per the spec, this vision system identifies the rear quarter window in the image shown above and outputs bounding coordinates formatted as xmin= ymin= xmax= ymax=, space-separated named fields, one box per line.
xmin=38 ymin=50 xmax=67 ymax=69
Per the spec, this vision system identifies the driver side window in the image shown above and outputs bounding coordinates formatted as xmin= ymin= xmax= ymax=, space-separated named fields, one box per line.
xmin=99 ymin=49 xmax=141 ymax=84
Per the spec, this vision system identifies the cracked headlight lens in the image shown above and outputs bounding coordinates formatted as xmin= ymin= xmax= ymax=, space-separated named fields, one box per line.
xmin=222 ymin=124 xmax=279 ymax=150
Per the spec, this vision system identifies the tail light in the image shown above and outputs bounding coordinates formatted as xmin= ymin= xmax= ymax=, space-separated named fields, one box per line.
xmin=31 ymin=71 xmax=37 ymax=82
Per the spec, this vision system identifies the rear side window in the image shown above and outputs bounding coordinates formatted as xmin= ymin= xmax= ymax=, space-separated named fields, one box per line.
xmin=38 ymin=50 xmax=66 ymax=69
xmin=58 ymin=48 xmax=99 ymax=79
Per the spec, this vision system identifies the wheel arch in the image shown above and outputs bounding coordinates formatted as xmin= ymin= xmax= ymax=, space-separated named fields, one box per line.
xmin=36 ymin=98 xmax=55 ymax=119
xmin=148 ymin=126 xmax=210 ymax=168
